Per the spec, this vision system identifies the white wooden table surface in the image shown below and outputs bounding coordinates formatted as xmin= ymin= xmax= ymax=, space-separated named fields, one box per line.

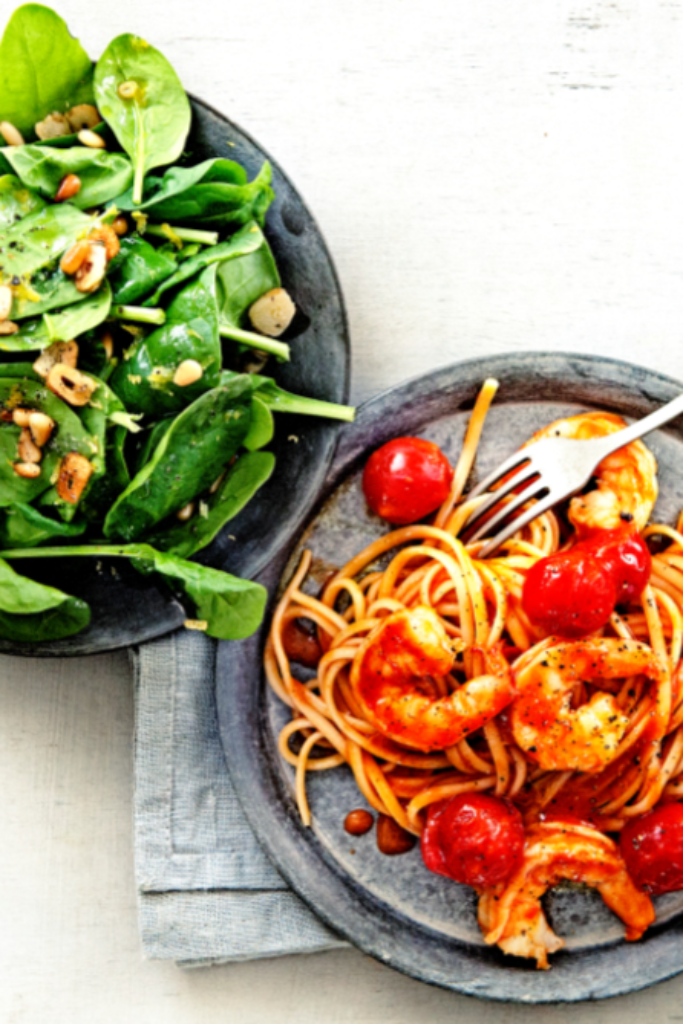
xmin=4 ymin=1 xmax=683 ymax=1019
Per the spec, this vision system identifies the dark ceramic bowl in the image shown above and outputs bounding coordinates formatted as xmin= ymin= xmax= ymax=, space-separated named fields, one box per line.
xmin=218 ymin=352 xmax=683 ymax=1003
xmin=0 ymin=96 xmax=350 ymax=657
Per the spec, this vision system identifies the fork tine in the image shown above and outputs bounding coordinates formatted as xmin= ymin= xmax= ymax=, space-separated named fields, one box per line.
xmin=466 ymin=449 xmax=532 ymax=502
xmin=462 ymin=463 xmax=539 ymax=535
xmin=476 ymin=491 xmax=559 ymax=558
xmin=468 ymin=478 xmax=548 ymax=543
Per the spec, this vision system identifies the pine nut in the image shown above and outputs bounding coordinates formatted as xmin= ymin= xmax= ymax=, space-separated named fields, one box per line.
xmin=66 ymin=104 xmax=100 ymax=132
xmin=18 ymin=428 xmax=42 ymax=464
xmin=56 ymin=453 xmax=93 ymax=503
xmin=75 ymin=241 xmax=107 ymax=293
xmin=12 ymin=408 xmax=31 ymax=427
xmin=0 ymin=321 xmax=18 ymax=335
xmin=209 ymin=471 xmax=226 ymax=495
xmin=60 ymin=240 xmax=90 ymax=276
xmin=0 ymin=121 xmax=24 ymax=146
xmin=78 ymin=129 xmax=106 ymax=149
xmin=35 ymin=112 xmax=71 ymax=140
xmin=176 ymin=502 xmax=195 ymax=521
xmin=88 ymin=225 xmax=119 ymax=260
xmin=55 ymin=173 xmax=82 ymax=202
xmin=118 ymin=81 xmax=139 ymax=100
xmin=248 ymin=288 xmax=296 ymax=338
xmin=101 ymin=330 xmax=114 ymax=360
xmin=173 ymin=359 xmax=203 ymax=387
xmin=28 ymin=412 xmax=55 ymax=448
xmin=0 ymin=284 xmax=13 ymax=322
xmin=13 ymin=462 xmax=41 ymax=479
xmin=33 ymin=340 xmax=79 ymax=379
xmin=46 ymin=365 xmax=97 ymax=406
xmin=112 ymin=216 xmax=129 ymax=237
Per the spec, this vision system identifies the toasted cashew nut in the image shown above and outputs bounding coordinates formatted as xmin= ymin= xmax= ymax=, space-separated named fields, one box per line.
xmin=0 ymin=321 xmax=19 ymax=336
xmin=55 ymin=173 xmax=81 ymax=202
xmin=12 ymin=408 xmax=31 ymax=428
xmin=0 ymin=285 xmax=13 ymax=322
xmin=173 ymin=360 xmax=203 ymax=387
xmin=66 ymin=104 xmax=100 ymax=132
xmin=248 ymin=288 xmax=296 ymax=337
xmin=35 ymin=112 xmax=71 ymax=140
xmin=88 ymin=225 xmax=120 ymax=260
xmin=13 ymin=462 xmax=41 ymax=479
xmin=46 ymin=365 xmax=97 ymax=406
xmin=28 ymin=412 xmax=55 ymax=448
xmin=33 ymin=340 xmax=79 ymax=379
xmin=57 ymin=453 xmax=93 ymax=504
xmin=18 ymin=428 xmax=42 ymax=464
xmin=75 ymin=241 xmax=107 ymax=293
xmin=0 ymin=121 xmax=24 ymax=146
xmin=78 ymin=129 xmax=106 ymax=149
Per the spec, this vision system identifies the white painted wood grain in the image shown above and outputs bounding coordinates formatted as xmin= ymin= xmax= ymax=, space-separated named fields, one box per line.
xmin=4 ymin=0 xmax=683 ymax=1019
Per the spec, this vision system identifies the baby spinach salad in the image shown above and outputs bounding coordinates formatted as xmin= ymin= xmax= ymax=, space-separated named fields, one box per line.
xmin=0 ymin=4 xmax=354 ymax=643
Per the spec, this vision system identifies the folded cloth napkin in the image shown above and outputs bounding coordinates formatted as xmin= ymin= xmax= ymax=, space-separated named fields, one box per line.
xmin=132 ymin=628 xmax=347 ymax=967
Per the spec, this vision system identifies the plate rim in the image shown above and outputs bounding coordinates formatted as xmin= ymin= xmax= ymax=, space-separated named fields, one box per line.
xmin=218 ymin=350 xmax=683 ymax=1004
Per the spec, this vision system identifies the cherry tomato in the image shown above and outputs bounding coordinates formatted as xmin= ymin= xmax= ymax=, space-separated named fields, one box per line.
xmin=522 ymin=526 xmax=651 ymax=638
xmin=421 ymin=793 xmax=525 ymax=888
xmin=522 ymin=549 xmax=618 ymax=638
xmin=362 ymin=437 xmax=454 ymax=525
xmin=581 ymin=526 xmax=651 ymax=605
xmin=620 ymin=804 xmax=683 ymax=895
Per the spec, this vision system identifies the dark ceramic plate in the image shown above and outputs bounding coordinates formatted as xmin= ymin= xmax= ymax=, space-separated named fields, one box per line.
xmin=218 ymin=352 xmax=683 ymax=1003
xmin=0 ymin=96 xmax=350 ymax=657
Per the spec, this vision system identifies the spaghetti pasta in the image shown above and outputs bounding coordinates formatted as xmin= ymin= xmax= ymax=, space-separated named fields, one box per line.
xmin=265 ymin=381 xmax=683 ymax=966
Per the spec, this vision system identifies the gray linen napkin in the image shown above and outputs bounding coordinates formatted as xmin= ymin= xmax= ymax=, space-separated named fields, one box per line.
xmin=132 ymin=628 xmax=346 ymax=967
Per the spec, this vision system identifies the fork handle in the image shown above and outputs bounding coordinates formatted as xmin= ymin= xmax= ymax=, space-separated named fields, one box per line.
xmin=594 ymin=392 xmax=683 ymax=455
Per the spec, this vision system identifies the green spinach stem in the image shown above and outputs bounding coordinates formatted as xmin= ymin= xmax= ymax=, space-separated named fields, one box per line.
xmin=145 ymin=224 xmax=219 ymax=246
xmin=111 ymin=304 xmax=166 ymax=325
xmin=219 ymin=324 xmax=290 ymax=361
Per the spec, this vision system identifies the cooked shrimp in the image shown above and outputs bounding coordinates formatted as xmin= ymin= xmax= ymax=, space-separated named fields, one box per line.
xmin=526 ymin=412 xmax=657 ymax=534
xmin=512 ymin=637 xmax=668 ymax=772
xmin=478 ymin=820 xmax=655 ymax=969
xmin=349 ymin=606 xmax=515 ymax=752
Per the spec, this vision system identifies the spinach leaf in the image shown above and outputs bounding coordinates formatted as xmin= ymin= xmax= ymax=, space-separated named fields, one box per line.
xmin=215 ymin=232 xmax=279 ymax=327
xmin=103 ymin=376 xmax=254 ymax=541
xmin=117 ymin=158 xmax=274 ymax=228
xmin=0 ymin=502 xmax=86 ymax=548
xmin=143 ymin=450 xmax=275 ymax=559
xmin=1 ymin=145 xmax=133 ymax=209
xmin=143 ymin=221 xmax=264 ymax=306
xmin=0 ymin=542 xmax=266 ymax=640
xmin=44 ymin=279 xmax=111 ymax=341
xmin=0 ymin=174 xmax=46 ymax=227
xmin=94 ymin=34 xmax=191 ymax=205
xmin=0 ymin=202 xmax=90 ymax=277
xmin=110 ymin=263 xmax=221 ymax=416
xmin=0 ymin=5 xmax=94 ymax=139
xmin=0 ymin=555 xmax=90 ymax=641
xmin=243 ymin=395 xmax=274 ymax=451
xmin=78 ymin=375 xmax=131 ymax=520
xmin=107 ymin=234 xmax=177 ymax=304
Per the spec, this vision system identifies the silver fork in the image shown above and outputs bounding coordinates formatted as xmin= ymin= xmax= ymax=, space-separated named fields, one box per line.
xmin=463 ymin=393 xmax=683 ymax=557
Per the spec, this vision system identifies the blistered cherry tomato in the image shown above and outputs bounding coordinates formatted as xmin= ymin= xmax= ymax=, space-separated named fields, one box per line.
xmin=362 ymin=437 xmax=454 ymax=525
xmin=522 ymin=526 xmax=651 ymax=638
xmin=522 ymin=549 xmax=618 ymax=638
xmin=620 ymin=804 xmax=683 ymax=895
xmin=582 ymin=526 xmax=651 ymax=605
xmin=421 ymin=793 xmax=525 ymax=888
